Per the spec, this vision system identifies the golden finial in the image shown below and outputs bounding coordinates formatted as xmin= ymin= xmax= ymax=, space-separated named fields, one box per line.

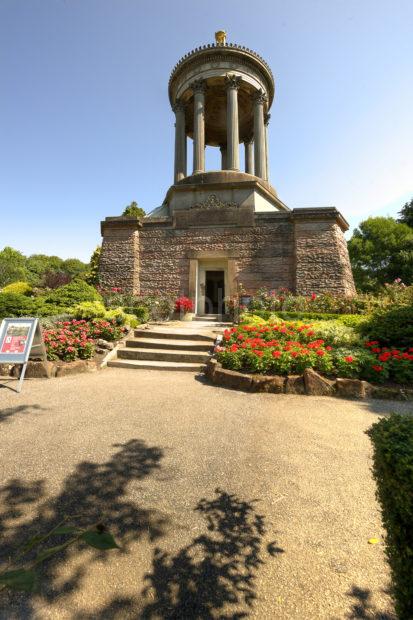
xmin=215 ymin=30 xmax=227 ymax=45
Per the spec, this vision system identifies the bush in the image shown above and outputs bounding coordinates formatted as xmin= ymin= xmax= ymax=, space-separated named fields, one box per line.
xmin=43 ymin=279 xmax=103 ymax=308
xmin=366 ymin=414 xmax=413 ymax=620
xmin=42 ymin=270 xmax=72 ymax=289
xmin=363 ymin=306 xmax=413 ymax=348
xmin=1 ymin=281 xmax=33 ymax=296
xmin=0 ymin=293 xmax=35 ymax=319
xmin=310 ymin=320 xmax=362 ymax=347
xmin=39 ymin=314 xmax=74 ymax=330
xmin=73 ymin=301 xmax=106 ymax=320
xmin=125 ymin=305 xmax=149 ymax=323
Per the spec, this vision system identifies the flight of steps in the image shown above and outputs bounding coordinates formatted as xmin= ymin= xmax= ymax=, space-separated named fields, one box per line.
xmin=107 ymin=328 xmax=216 ymax=372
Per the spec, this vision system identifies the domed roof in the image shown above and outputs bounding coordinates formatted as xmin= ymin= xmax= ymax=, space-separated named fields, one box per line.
xmin=168 ymin=35 xmax=275 ymax=108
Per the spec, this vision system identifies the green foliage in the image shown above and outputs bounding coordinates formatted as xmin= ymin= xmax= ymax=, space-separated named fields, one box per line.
xmin=2 ymin=281 xmax=33 ymax=296
xmin=39 ymin=314 xmax=74 ymax=330
xmin=0 ymin=247 xmax=28 ymax=287
xmin=122 ymin=200 xmax=146 ymax=218
xmin=362 ymin=306 xmax=413 ymax=348
xmin=242 ymin=310 xmax=369 ymax=329
xmin=0 ymin=518 xmax=119 ymax=593
xmin=366 ymin=414 xmax=413 ymax=620
xmin=348 ymin=217 xmax=413 ymax=291
xmin=128 ymin=305 xmax=150 ymax=323
xmin=310 ymin=320 xmax=362 ymax=347
xmin=84 ymin=246 xmax=101 ymax=286
xmin=73 ymin=301 xmax=106 ymax=320
xmin=398 ymin=197 xmax=413 ymax=228
xmin=0 ymin=293 xmax=35 ymax=319
xmin=44 ymin=279 xmax=103 ymax=308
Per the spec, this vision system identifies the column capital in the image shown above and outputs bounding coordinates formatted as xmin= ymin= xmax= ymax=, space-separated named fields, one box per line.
xmin=264 ymin=112 xmax=271 ymax=126
xmin=172 ymin=99 xmax=186 ymax=113
xmin=190 ymin=78 xmax=207 ymax=94
xmin=224 ymin=74 xmax=242 ymax=90
xmin=244 ymin=135 xmax=254 ymax=145
xmin=253 ymin=89 xmax=268 ymax=105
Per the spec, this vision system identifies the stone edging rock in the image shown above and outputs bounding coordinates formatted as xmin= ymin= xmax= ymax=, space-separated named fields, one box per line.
xmin=205 ymin=359 xmax=413 ymax=401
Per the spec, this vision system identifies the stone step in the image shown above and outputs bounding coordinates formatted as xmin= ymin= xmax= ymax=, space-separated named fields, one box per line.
xmin=134 ymin=329 xmax=214 ymax=342
xmin=118 ymin=347 xmax=211 ymax=363
xmin=125 ymin=337 xmax=213 ymax=351
xmin=194 ymin=314 xmax=220 ymax=321
xmin=107 ymin=359 xmax=205 ymax=372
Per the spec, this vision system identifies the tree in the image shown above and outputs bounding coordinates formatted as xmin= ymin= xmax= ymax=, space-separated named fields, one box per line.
xmin=398 ymin=197 xmax=413 ymax=228
xmin=84 ymin=246 xmax=101 ymax=286
xmin=0 ymin=247 xmax=28 ymax=288
xmin=122 ymin=201 xmax=145 ymax=218
xmin=26 ymin=254 xmax=64 ymax=285
xmin=61 ymin=258 xmax=88 ymax=277
xmin=348 ymin=217 xmax=413 ymax=291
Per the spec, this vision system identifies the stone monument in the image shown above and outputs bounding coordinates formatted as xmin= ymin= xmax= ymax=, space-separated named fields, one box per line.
xmin=99 ymin=32 xmax=355 ymax=315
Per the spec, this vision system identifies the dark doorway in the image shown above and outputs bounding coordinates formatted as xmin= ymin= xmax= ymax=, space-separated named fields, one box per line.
xmin=205 ymin=270 xmax=225 ymax=314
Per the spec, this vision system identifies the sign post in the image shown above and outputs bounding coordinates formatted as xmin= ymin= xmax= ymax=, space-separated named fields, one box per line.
xmin=0 ymin=318 xmax=47 ymax=393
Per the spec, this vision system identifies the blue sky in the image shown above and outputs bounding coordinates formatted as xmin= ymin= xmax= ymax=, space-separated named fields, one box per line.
xmin=1 ymin=0 xmax=412 ymax=261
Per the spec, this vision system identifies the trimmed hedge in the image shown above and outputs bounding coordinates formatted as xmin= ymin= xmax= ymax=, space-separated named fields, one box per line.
xmin=367 ymin=414 xmax=413 ymax=619
xmin=1 ymin=281 xmax=33 ymax=296
xmin=362 ymin=306 xmax=413 ymax=348
xmin=43 ymin=279 xmax=103 ymax=308
xmin=0 ymin=293 xmax=35 ymax=319
xmin=244 ymin=309 xmax=369 ymax=329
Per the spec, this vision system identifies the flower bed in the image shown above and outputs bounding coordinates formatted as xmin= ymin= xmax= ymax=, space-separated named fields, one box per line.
xmin=43 ymin=319 xmax=128 ymax=362
xmin=215 ymin=322 xmax=413 ymax=386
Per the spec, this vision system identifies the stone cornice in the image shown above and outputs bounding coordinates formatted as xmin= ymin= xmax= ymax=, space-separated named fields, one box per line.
xmin=291 ymin=208 xmax=349 ymax=231
xmin=169 ymin=43 xmax=274 ymax=107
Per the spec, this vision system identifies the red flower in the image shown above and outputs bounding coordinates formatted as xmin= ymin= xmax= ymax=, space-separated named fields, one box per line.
xmin=229 ymin=344 xmax=239 ymax=352
xmin=253 ymin=350 xmax=263 ymax=357
xmin=316 ymin=350 xmax=325 ymax=356
xmin=344 ymin=356 xmax=354 ymax=363
xmin=311 ymin=293 xmax=317 ymax=301
xmin=372 ymin=365 xmax=383 ymax=372
xmin=272 ymin=350 xmax=281 ymax=358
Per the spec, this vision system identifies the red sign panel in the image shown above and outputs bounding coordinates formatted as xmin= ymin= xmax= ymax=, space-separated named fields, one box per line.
xmin=0 ymin=322 xmax=31 ymax=355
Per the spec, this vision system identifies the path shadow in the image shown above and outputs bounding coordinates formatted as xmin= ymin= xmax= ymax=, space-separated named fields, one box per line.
xmin=0 ymin=439 xmax=167 ymax=614
xmin=0 ymin=403 xmax=45 ymax=425
xmin=345 ymin=585 xmax=394 ymax=619
xmin=140 ymin=488 xmax=283 ymax=619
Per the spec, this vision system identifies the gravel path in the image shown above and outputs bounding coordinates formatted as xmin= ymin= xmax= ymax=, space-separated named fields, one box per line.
xmin=0 ymin=369 xmax=411 ymax=619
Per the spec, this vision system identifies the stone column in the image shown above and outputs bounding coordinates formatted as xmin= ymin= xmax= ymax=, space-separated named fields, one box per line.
xmin=253 ymin=90 xmax=267 ymax=179
xmin=264 ymin=113 xmax=271 ymax=181
xmin=220 ymin=144 xmax=227 ymax=170
xmin=225 ymin=74 xmax=242 ymax=171
xmin=173 ymin=100 xmax=186 ymax=183
xmin=191 ymin=79 xmax=206 ymax=174
xmin=244 ymin=137 xmax=254 ymax=174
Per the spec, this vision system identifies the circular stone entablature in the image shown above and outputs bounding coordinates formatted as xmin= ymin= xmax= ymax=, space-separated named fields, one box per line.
xmin=169 ymin=36 xmax=275 ymax=147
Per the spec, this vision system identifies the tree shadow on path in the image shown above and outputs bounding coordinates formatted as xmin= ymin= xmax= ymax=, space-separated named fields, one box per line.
xmin=0 ymin=404 xmax=46 ymax=425
xmin=0 ymin=439 xmax=167 ymax=615
xmin=140 ymin=487 xmax=284 ymax=619
xmin=345 ymin=585 xmax=394 ymax=619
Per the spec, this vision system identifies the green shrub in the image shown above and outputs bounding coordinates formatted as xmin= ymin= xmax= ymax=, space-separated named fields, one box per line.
xmin=1 ymin=281 xmax=33 ymax=296
xmin=43 ymin=279 xmax=103 ymax=308
xmin=125 ymin=305 xmax=149 ymax=323
xmin=366 ymin=414 xmax=413 ymax=620
xmin=73 ymin=301 xmax=106 ymax=320
xmin=363 ymin=306 xmax=413 ymax=348
xmin=310 ymin=320 xmax=362 ymax=347
xmin=31 ymin=298 xmax=69 ymax=317
xmin=241 ymin=309 xmax=371 ymax=329
xmin=0 ymin=293 xmax=35 ymax=319
xmin=123 ymin=313 xmax=139 ymax=328
xmin=39 ymin=314 xmax=74 ymax=330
